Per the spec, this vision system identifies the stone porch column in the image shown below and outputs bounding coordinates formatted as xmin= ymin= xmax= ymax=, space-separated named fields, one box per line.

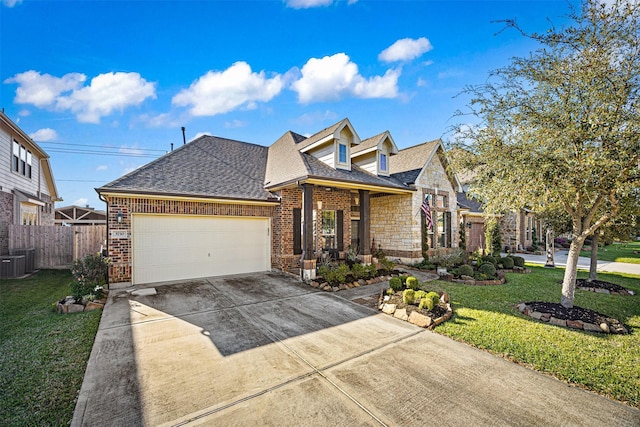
xmin=301 ymin=183 xmax=316 ymax=280
xmin=359 ymin=189 xmax=372 ymax=265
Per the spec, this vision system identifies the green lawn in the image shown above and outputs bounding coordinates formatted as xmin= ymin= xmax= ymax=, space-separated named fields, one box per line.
xmin=424 ymin=266 xmax=640 ymax=408
xmin=0 ymin=270 xmax=101 ymax=426
xmin=580 ymin=240 xmax=640 ymax=264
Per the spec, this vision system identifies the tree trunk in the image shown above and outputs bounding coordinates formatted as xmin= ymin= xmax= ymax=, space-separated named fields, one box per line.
xmin=561 ymin=238 xmax=585 ymax=308
xmin=588 ymin=233 xmax=599 ymax=282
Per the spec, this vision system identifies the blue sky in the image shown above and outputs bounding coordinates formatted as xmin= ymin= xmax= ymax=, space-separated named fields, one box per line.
xmin=1 ymin=0 xmax=577 ymax=209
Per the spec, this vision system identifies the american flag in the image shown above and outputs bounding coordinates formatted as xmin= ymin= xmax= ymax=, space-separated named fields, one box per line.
xmin=421 ymin=194 xmax=433 ymax=231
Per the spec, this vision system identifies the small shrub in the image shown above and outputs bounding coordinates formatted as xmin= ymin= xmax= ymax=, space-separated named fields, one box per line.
xmin=419 ymin=297 xmax=434 ymax=311
xmin=478 ymin=262 xmax=496 ymax=277
xmin=366 ymin=263 xmax=378 ymax=278
xmin=389 ymin=277 xmax=403 ymax=291
xmin=70 ymin=254 xmax=110 ymax=300
xmin=386 ymin=287 xmax=395 ymax=296
xmin=481 ymin=255 xmax=496 ymax=266
xmin=501 ymin=256 xmax=515 ymax=269
xmin=350 ymin=263 xmax=367 ymax=279
xmin=402 ymin=289 xmax=415 ymax=304
xmin=512 ymin=256 xmax=525 ymax=267
xmin=406 ymin=276 xmax=419 ymax=290
xmin=379 ymin=258 xmax=395 ymax=274
xmin=457 ymin=264 xmax=474 ymax=277
xmin=425 ymin=291 xmax=441 ymax=306
xmin=474 ymin=272 xmax=488 ymax=281
xmin=414 ymin=290 xmax=428 ymax=300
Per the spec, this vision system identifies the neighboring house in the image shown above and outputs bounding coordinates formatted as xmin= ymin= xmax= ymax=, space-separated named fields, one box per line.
xmin=96 ymin=119 xmax=461 ymax=285
xmin=456 ymin=169 xmax=541 ymax=254
xmin=55 ymin=205 xmax=106 ymax=226
xmin=0 ymin=111 xmax=61 ymax=255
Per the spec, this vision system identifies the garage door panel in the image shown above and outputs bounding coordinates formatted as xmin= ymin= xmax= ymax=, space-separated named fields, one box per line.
xmin=132 ymin=215 xmax=270 ymax=285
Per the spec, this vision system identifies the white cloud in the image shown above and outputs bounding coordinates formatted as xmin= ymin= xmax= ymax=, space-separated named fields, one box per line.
xmin=291 ymin=53 xmax=399 ymax=103
xmin=293 ymin=110 xmax=338 ymax=126
xmin=379 ymin=37 xmax=433 ymax=63
xmin=96 ymin=165 xmax=108 ymax=171
xmin=5 ymin=70 xmax=85 ymax=107
xmin=284 ymin=0 xmax=332 ymax=9
xmin=56 ymin=72 xmax=156 ymax=123
xmin=18 ymin=109 xmax=30 ymax=117
xmin=2 ymin=0 xmax=23 ymax=7
xmin=417 ymin=77 xmax=429 ymax=87
xmin=172 ymin=62 xmax=283 ymax=117
xmin=73 ymin=197 xmax=89 ymax=207
xmin=5 ymin=70 xmax=156 ymax=123
xmin=29 ymin=128 xmax=58 ymax=142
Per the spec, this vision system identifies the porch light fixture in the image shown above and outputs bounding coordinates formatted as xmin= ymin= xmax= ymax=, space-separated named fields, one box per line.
xmin=317 ymin=201 xmax=322 ymax=210
xmin=116 ymin=211 xmax=124 ymax=224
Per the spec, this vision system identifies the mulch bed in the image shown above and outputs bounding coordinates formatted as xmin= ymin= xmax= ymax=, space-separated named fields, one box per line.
xmin=575 ymin=279 xmax=635 ymax=296
xmin=517 ymin=301 xmax=628 ymax=334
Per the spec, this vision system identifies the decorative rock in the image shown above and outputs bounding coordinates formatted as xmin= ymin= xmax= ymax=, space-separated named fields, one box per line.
xmin=67 ymin=303 xmax=85 ymax=313
xmin=311 ymin=281 xmax=319 ymax=288
xmin=84 ymin=301 xmax=104 ymax=312
xmin=599 ymin=323 xmax=610 ymax=333
xmin=383 ymin=295 xmax=391 ymax=301
xmin=517 ymin=303 xmax=527 ymax=313
xmin=332 ymin=286 xmax=340 ymax=292
xmin=339 ymin=284 xmax=348 ymax=290
xmin=540 ymin=313 xmax=551 ymax=322
xmin=352 ymin=281 xmax=359 ymax=287
xmin=358 ymin=279 xmax=367 ymax=286
xmin=549 ymin=317 xmax=566 ymax=327
xmin=440 ymin=292 xmax=449 ymax=304
xmin=567 ymin=319 xmax=583 ymax=329
xmin=323 ymin=285 xmax=332 ymax=292
xmin=393 ymin=308 xmax=408 ymax=321
xmin=434 ymin=315 xmax=448 ymax=326
xmin=460 ymin=275 xmax=474 ymax=281
xmin=583 ymin=322 xmax=602 ymax=332
xmin=530 ymin=311 xmax=543 ymax=320
xmin=595 ymin=288 xmax=610 ymax=294
xmin=381 ymin=304 xmax=397 ymax=314
xmin=408 ymin=311 xmax=433 ymax=328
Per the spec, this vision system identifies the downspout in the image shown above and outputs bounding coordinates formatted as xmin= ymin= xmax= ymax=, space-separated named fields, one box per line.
xmin=98 ymin=192 xmax=110 ymax=287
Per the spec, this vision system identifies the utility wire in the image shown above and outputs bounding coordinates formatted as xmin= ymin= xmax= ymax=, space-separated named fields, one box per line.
xmin=38 ymin=140 xmax=167 ymax=152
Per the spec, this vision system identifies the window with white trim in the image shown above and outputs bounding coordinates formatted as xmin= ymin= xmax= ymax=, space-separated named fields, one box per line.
xmin=12 ymin=140 xmax=32 ymax=179
xmin=380 ymin=153 xmax=387 ymax=172
xmin=338 ymin=143 xmax=347 ymax=164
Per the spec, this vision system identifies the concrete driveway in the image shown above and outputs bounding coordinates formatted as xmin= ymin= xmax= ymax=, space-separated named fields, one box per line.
xmin=73 ymin=272 xmax=639 ymax=427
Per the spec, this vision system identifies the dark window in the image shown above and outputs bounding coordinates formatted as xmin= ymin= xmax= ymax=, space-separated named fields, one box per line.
xmin=336 ymin=210 xmax=344 ymax=251
xmin=12 ymin=141 xmax=19 ymax=172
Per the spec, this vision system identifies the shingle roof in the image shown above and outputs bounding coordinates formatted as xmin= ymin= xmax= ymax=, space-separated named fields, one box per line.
xmin=351 ymin=131 xmax=386 ymax=155
xmin=391 ymin=169 xmax=422 ymax=185
xmin=294 ymin=120 xmax=344 ymax=151
xmin=389 ymin=139 xmax=440 ymax=174
xmin=457 ymin=192 xmax=484 ymax=213
xmin=264 ymin=130 xmax=408 ymax=191
xmin=97 ymin=136 xmax=276 ymax=201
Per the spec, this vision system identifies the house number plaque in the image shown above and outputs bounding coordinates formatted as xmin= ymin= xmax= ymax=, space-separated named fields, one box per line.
xmin=110 ymin=230 xmax=130 ymax=239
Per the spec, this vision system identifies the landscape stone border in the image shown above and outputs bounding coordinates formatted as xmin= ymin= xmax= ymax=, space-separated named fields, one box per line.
xmin=310 ymin=275 xmax=394 ymax=292
xmin=516 ymin=302 xmax=628 ymax=334
xmin=379 ymin=293 xmax=453 ymax=330
xmin=577 ymin=286 xmax=635 ymax=296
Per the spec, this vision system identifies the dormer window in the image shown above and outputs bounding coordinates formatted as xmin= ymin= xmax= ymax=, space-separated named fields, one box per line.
xmin=380 ymin=153 xmax=387 ymax=172
xmin=338 ymin=143 xmax=347 ymax=164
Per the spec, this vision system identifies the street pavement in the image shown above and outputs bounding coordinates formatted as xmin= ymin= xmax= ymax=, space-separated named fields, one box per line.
xmin=515 ymin=249 xmax=640 ymax=276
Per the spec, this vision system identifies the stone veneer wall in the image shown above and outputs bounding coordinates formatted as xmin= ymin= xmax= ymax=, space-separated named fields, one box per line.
xmin=0 ymin=191 xmax=13 ymax=255
xmin=39 ymin=194 xmax=54 ymax=226
xmin=105 ymin=196 xmax=277 ymax=284
xmin=370 ymin=194 xmax=417 ymax=258
xmin=500 ymin=212 xmax=518 ymax=250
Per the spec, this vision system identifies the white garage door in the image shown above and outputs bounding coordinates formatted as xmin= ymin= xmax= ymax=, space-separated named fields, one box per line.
xmin=132 ymin=214 xmax=270 ymax=285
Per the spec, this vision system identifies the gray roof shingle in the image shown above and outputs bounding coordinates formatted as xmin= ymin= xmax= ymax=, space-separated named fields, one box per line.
xmin=97 ymin=136 xmax=276 ymax=201
xmin=389 ymin=139 xmax=440 ymax=174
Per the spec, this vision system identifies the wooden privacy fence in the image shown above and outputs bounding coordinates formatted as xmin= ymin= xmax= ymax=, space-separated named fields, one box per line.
xmin=8 ymin=225 xmax=106 ymax=269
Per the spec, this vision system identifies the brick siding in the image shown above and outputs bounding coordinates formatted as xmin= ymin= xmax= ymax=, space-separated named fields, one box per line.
xmin=0 ymin=191 xmax=14 ymax=255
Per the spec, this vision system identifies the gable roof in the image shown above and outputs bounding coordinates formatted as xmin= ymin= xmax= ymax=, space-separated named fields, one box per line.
xmin=457 ymin=192 xmax=484 ymax=213
xmin=97 ymin=136 xmax=277 ymax=202
xmin=295 ymin=118 xmax=361 ymax=152
xmin=264 ymin=129 xmax=408 ymax=192
xmin=0 ymin=111 xmax=61 ymax=201
xmin=390 ymin=139 xmax=462 ymax=191
xmin=351 ymin=131 xmax=399 ymax=157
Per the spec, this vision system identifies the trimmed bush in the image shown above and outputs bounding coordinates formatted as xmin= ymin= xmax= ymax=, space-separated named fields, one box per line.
xmin=406 ymin=276 xmax=419 ymax=290
xmin=414 ymin=290 xmax=428 ymax=300
xmin=501 ymin=256 xmax=515 ymax=269
xmin=425 ymin=291 xmax=441 ymax=306
xmin=512 ymin=256 xmax=525 ymax=267
xmin=481 ymin=255 xmax=497 ymax=266
xmin=350 ymin=263 xmax=367 ymax=279
xmin=379 ymin=258 xmax=395 ymax=273
xmin=403 ymin=289 xmax=416 ymax=304
xmin=389 ymin=277 xmax=403 ymax=291
xmin=70 ymin=254 xmax=109 ymax=300
xmin=457 ymin=264 xmax=474 ymax=277
xmin=366 ymin=263 xmax=378 ymax=278
xmin=386 ymin=287 xmax=395 ymax=296
xmin=478 ymin=262 xmax=496 ymax=277
xmin=419 ymin=297 xmax=434 ymax=311
xmin=400 ymin=275 xmax=408 ymax=284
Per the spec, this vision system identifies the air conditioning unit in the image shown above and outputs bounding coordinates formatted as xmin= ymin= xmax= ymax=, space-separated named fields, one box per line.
xmin=0 ymin=255 xmax=26 ymax=278
xmin=9 ymin=248 xmax=35 ymax=273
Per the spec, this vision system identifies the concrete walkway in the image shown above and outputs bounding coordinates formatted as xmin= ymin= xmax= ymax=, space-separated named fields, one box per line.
xmin=73 ymin=272 xmax=640 ymax=426
xmin=515 ymin=250 xmax=640 ymax=276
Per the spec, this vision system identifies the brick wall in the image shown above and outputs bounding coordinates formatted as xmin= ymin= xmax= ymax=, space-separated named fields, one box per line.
xmin=0 ymin=191 xmax=13 ymax=255
xmin=105 ymin=196 xmax=278 ymax=283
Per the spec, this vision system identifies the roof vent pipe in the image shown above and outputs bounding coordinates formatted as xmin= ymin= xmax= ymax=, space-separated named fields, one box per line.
xmin=181 ymin=127 xmax=186 ymax=145
xmin=171 ymin=143 xmax=174 ymax=152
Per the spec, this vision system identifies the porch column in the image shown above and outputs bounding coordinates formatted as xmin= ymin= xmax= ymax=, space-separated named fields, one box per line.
xmin=301 ymin=183 xmax=316 ymax=280
xmin=359 ymin=189 xmax=372 ymax=264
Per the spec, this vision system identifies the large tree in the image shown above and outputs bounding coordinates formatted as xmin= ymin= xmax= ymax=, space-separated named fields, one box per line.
xmin=451 ymin=0 xmax=640 ymax=308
